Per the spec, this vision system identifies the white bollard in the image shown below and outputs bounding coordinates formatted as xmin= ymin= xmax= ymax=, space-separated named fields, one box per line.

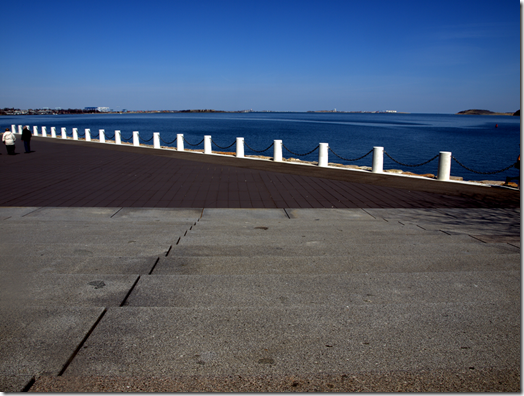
xmin=318 ymin=143 xmax=329 ymax=167
xmin=274 ymin=140 xmax=283 ymax=162
xmin=33 ymin=126 xmax=38 ymax=136
xmin=99 ymin=129 xmax=105 ymax=143
xmin=177 ymin=134 xmax=184 ymax=151
xmin=73 ymin=128 xmax=78 ymax=140
xmin=153 ymin=132 xmax=160 ymax=149
xmin=85 ymin=128 xmax=91 ymax=141
xmin=133 ymin=131 xmax=140 ymax=146
xmin=236 ymin=137 xmax=244 ymax=158
xmin=42 ymin=126 xmax=48 ymax=137
xmin=204 ymin=135 xmax=212 ymax=154
xmin=51 ymin=127 xmax=56 ymax=138
xmin=11 ymin=125 xmax=16 ymax=133
xmin=372 ymin=146 xmax=384 ymax=173
xmin=437 ymin=151 xmax=452 ymax=181
xmin=115 ymin=130 xmax=121 ymax=145
xmin=18 ymin=125 xmax=22 ymax=134
xmin=61 ymin=127 xmax=67 ymax=139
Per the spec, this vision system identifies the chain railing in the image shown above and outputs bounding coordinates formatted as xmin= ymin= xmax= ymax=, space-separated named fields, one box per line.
xmin=244 ymin=141 xmax=274 ymax=153
xmin=452 ymin=156 xmax=517 ymax=175
xmin=139 ymin=135 xmax=154 ymax=143
xmin=26 ymin=124 xmax=519 ymax=180
xmin=183 ymin=136 xmax=205 ymax=146
xmin=282 ymin=144 xmax=319 ymax=157
xmin=329 ymin=148 xmax=373 ymax=162
xmin=159 ymin=136 xmax=177 ymax=145
xmin=211 ymin=139 xmax=236 ymax=150
xmin=384 ymin=151 xmax=439 ymax=167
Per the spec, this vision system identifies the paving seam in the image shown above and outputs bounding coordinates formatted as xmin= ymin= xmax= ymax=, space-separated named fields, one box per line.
xmin=57 ymin=308 xmax=108 ymax=377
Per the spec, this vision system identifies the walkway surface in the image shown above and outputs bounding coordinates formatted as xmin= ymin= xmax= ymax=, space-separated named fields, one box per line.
xmin=0 ymin=137 xmax=520 ymax=392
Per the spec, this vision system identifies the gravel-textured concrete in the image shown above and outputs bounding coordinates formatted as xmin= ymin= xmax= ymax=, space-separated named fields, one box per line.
xmin=0 ymin=138 xmax=519 ymax=392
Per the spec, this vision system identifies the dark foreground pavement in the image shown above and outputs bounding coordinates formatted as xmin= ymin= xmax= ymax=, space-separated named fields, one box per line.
xmin=0 ymin=137 xmax=520 ymax=209
xmin=0 ymin=137 xmax=520 ymax=392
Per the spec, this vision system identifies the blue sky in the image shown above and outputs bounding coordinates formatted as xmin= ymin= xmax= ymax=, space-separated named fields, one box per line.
xmin=1 ymin=0 xmax=520 ymax=113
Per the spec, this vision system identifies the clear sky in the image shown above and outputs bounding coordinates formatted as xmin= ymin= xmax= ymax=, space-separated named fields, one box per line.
xmin=1 ymin=0 xmax=520 ymax=113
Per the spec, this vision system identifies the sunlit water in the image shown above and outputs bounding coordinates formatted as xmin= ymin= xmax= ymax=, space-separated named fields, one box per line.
xmin=2 ymin=112 xmax=520 ymax=181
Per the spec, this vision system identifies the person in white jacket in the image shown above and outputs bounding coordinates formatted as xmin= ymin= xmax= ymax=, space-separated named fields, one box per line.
xmin=2 ymin=128 xmax=16 ymax=155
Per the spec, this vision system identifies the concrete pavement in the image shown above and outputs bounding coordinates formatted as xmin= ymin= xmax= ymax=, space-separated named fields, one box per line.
xmin=0 ymin=137 xmax=520 ymax=392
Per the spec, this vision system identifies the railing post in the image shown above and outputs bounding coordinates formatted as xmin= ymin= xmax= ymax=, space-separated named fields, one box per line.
xmin=115 ymin=130 xmax=121 ymax=145
xmin=61 ymin=127 xmax=67 ymax=139
xmin=73 ymin=128 xmax=78 ymax=140
xmin=11 ymin=125 xmax=16 ymax=133
xmin=274 ymin=140 xmax=283 ymax=162
xmin=132 ymin=131 xmax=140 ymax=146
xmin=318 ymin=143 xmax=329 ymax=167
xmin=153 ymin=132 xmax=160 ymax=148
xmin=372 ymin=146 xmax=384 ymax=173
xmin=177 ymin=134 xmax=184 ymax=151
xmin=437 ymin=151 xmax=452 ymax=181
xmin=50 ymin=127 xmax=56 ymax=138
xmin=42 ymin=126 xmax=47 ymax=137
xmin=18 ymin=125 xmax=22 ymax=134
xmin=85 ymin=128 xmax=91 ymax=141
xmin=204 ymin=135 xmax=212 ymax=154
xmin=236 ymin=137 xmax=244 ymax=158
xmin=99 ymin=129 xmax=105 ymax=143
xmin=33 ymin=126 xmax=38 ymax=136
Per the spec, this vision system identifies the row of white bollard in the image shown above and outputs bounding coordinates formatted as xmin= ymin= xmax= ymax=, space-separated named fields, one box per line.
xmin=13 ymin=125 xmax=453 ymax=181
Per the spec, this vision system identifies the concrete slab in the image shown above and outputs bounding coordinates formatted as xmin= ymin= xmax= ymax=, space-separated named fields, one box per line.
xmin=153 ymin=253 xmax=521 ymax=275
xmin=169 ymin=241 xmax=520 ymax=257
xmin=125 ymin=271 xmax=519 ymax=308
xmin=178 ymin=230 xmax=479 ymax=246
xmin=202 ymin=208 xmax=288 ymax=220
xmin=0 ymin=242 xmax=171 ymax=258
xmin=1 ymin=274 xmax=138 ymax=307
xmin=63 ymin=303 xmax=520 ymax=377
xmin=0 ymin=256 xmax=157 ymax=275
xmin=0 ymin=374 xmax=34 ymax=392
xmin=286 ymin=208 xmax=374 ymax=220
xmin=365 ymin=208 xmax=520 ymax=236
xmin=0 ymin=222 xmax=190 ymax=245
xmin=16 ymin=207 xmax=120 ymax=221
xmin=0 ymin=207 xmax=40 ymax=220
xmin=111 ymin=208 xmax=202 ymax=222
xmin=0 ymin=306 xmax=105 ymax=377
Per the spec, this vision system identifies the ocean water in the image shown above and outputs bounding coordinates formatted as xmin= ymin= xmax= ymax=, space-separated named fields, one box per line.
xmin=2 ymin=112 xmax=520 ymax=182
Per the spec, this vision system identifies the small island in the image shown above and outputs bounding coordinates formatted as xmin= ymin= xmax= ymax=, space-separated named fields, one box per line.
xmin=457 ymin=109 xmax=520 ymax=116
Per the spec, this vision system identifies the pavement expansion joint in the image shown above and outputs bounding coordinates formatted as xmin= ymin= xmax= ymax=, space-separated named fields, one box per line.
xmin=57 ymin=308 xmax=108 ymax=377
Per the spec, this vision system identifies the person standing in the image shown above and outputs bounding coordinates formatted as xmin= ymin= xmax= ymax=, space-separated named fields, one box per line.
xmin=2 ymin=127 xmax=16 ymax=155
xmin=21 ymin=125 xmax=32 ymax=153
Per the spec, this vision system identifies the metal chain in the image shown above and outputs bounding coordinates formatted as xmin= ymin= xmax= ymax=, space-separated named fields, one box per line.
xmin=139 ymin=136 xmax=153 ymax=143
xmin=244 ymin=141 xmax=274 ymax=153
xmin=329 ymin=148 xmax=373 ymax=162
xmin=384 ymin=151 xmax=439 ymax=167
xmin=183 ymin=136 xmax=204 ymax=146
xmin=452 ymin=156 xmax=516 ymax=175
xmin=282 ymin=144 xmax=319 ymax=157
xmin=211 ymin=139 xmax=236 ymax=149
xmin=159 ymin=137 xmax=177 ymax=145
xmin=105 ymin=134 xmax=115 ymax=140
xmin=121 ymin=135 xmax=133 ymax=142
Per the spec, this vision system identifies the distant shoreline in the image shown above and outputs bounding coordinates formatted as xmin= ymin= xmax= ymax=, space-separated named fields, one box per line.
xmin=457 ymin=109 xmax=520 ymax=116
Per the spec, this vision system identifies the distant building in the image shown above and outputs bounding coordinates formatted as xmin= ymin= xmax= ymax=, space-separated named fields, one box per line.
xmin=84 ymin=107 xmax=97 ymax=111
xmin=98 ymin=107 xmax=111 ymax=112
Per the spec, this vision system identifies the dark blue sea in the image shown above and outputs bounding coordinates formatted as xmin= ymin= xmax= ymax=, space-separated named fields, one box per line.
xmin=2 ymin=112 xmax=521 ymax=182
